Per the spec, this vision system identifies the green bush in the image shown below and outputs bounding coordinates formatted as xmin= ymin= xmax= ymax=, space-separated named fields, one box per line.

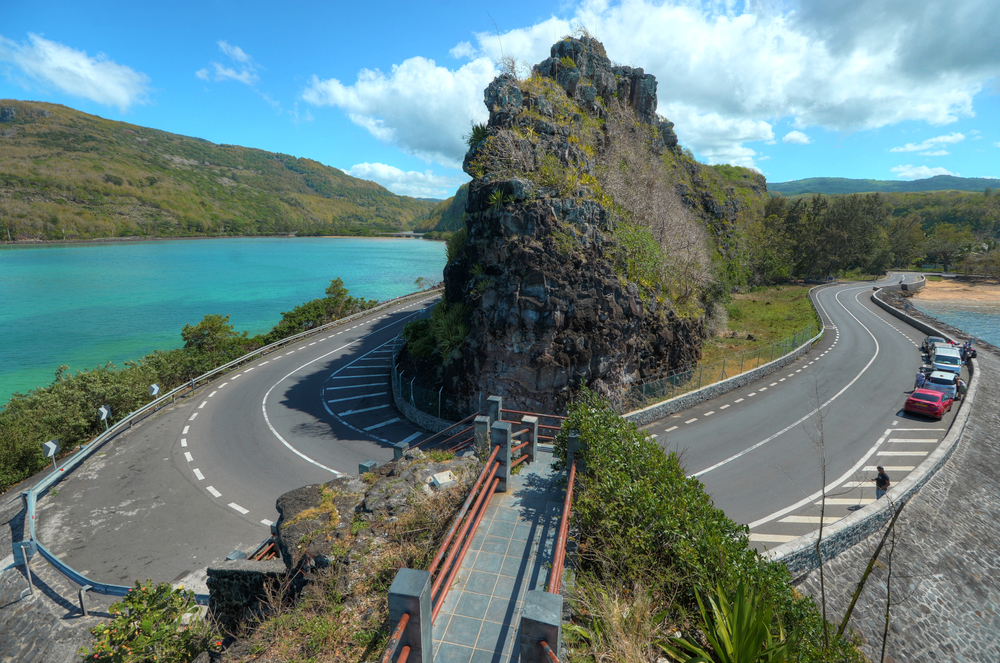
xmin=445 ymin=225 xmax=468 ymax=263
xmin=555 ymin=390 xmax=862 ymax=663
xmin=78 ymin=579 xmax=220 ymax=662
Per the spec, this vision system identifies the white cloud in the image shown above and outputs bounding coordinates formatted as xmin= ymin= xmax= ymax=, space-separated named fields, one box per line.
xmin=303 ymin=56 xmax=495 ymax=168
xmin=345 ymin=162 xmax=467 ymax=198
xmin=919 ymin=149 xmax=949 ymax=156
xmin=891 ymin=164 xmax=958 ymax=180
xmin=449 ymin=41 xmax=476 ymax=59
xmin=197 ymin=40 xmax=259 ymax=85
xmin=890 ymin=132 xmax=965 ymax=152
xmin=308 ymin=0 xmax=1000 ymax=170
xmin=0 ymin=33 xmax=149 ymax=111
xmin=783 ymin=130 xmax=812 ymax=145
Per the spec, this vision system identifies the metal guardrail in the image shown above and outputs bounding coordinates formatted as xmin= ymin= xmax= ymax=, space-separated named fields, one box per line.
xmin=18 ymin=286 xmax=443 ymax=606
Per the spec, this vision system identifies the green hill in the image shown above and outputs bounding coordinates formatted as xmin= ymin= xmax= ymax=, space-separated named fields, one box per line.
xmin=769 ymin=175 xmax=1000 ymax=196
xmin=0 ymin=100 xmax=437 ymax=241
xmin=415 ymin=182 xmax=468 ymax=232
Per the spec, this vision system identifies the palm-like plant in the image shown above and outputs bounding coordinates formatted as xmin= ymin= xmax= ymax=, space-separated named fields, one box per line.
xmin=660 ymin=582 xmax=797 ymax=663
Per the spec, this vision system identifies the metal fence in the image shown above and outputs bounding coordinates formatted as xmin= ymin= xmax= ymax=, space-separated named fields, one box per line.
xmin=627 ymin=323 xmax=817 ymax=409
xmin=15 ymin=286 xmax=443 ymax=609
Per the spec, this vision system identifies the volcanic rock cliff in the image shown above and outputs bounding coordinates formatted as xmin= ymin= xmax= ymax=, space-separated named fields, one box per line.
xmin=427 ymin=36 xmax=766 ymax=414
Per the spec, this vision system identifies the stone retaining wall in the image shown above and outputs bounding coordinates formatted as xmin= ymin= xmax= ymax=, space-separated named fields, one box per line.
xmin=206 ymin=559 xmax=287 ymax=632
xmin=766 ymin=288 xmax=977 ymax=577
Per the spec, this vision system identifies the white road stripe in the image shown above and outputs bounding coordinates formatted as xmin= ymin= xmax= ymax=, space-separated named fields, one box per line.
xmin=199 ymin=401 xmax=207 ymax=409
xmin=650 ymin=433 xmax=658 ymax=438
xmin=779 ymin=515 xmax=842 ymax=524
xmin=184 ymin=452 xmax=193 ymax=462
xmin=891 ymin=428 xmax=946 ymax=431
xmin=770 ymin=382 xmax=778 ymax=386
xmin=183 ymin=426 xmax=190 ymax=434
xmin=816 ymin=498 xmax=875 ymax=506
xmin=759 ymin=387 xmax=768 ymax=391
xmin=719 ymin=404 xmax=730 ymax=410
xmin=365 ymin=418 xmax=401 ymax=431
xmin=666 ymin=425 xmax=678 ymax=432
xmin=189 ymin=413 xmax=198 ymax=421
xmin=704 ymin=411 xmax=715 ymax=416
xmin=400 ymin=432 xmax=423 ymax=445
xmin=209 ymin=391 xmax=217 ymax=397
xmin=229 ymin=503 xmax=249 ymax=514
xmin=261 ymin=519 xmax=273 ymax=526
xmin=339 ymin=404 xmax=391 ymax=416
xmin=193 ymin=468 xmax=204 ymax=480
xmin=181 ymin=438 xmax=187 ymax=447
xmin=326 ymin=382 xmax=384 ymax=390
xmin=245 ymin=367 xmax=255 ymax=372
xmin=207 ymin=486 xmax=222 ymax=497
xmin=863 ymin=465 xmax=914 ymax=472
xmin=685 ymin=418 xmax=698 ymax=424
xmin=840 ymin=481 xmax=873 ymax=489
xmin=309 ymin=342 xmax=316 ymax=346
xmin=779 ymin=378 xmax=786 ymax=382
xmin=749 ymin=392 xmax=757 ymax=397
xmin=220 ymin=383 xmax=228 ymax=388
xmin=735 ymin=398 xmax=744 ymax=403
xmin=749 ymin=533 xmax=799 ymax=543
xmin=328 ymin=392 xmax=388 ymax=404
xmin=261 ymin=361 xmax=269 ymax=365
xmin=888 ymin=438 xmax=939 ymax=443
xmin=876 ymin=450 xmax=928 ymax=456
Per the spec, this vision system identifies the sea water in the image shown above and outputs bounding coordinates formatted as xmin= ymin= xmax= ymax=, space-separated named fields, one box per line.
xmin=0 ymin=238 xmax=446 ymax=405
xmin=911 ymin=299 xmax=1000 ymax=348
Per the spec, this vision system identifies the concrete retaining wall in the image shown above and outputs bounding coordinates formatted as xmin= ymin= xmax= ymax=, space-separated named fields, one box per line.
xmin=767 ymin=288 xmax=976 ymax=577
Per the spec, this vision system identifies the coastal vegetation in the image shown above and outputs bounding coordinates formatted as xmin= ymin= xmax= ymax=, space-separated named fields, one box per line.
xmin=556 ymin=390 xmax=864 ymax=662
xmin=0 ymin=279 xmax=376 ymax=492
xmin=0 ymin=100 xmax=439 ymax=241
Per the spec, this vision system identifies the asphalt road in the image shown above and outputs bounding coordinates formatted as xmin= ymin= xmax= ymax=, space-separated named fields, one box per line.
xmin=41 ymin=293 xmax=439 ymax=592
xmin=641 ymin=274 xmax=965 ymax=549
xmin=40 ymin=273 xmax=965 ymax=586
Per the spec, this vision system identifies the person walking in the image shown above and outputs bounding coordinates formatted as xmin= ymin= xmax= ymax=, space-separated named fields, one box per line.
xmin=873 ymin=466 xmax=891 ymax=499
xmin=914 ymin=370 xmax=926 ymax=391
xmin=957 ymin=376 xmax=967 ymax=401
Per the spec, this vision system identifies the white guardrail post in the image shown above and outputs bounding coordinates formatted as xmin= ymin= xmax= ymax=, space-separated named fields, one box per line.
xmin=17 ymin=286 xmax=442 ymax=605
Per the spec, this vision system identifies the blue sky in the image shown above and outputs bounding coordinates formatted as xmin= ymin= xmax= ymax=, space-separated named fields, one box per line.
xmin=2 ymin=0 xmax=999 ymax=199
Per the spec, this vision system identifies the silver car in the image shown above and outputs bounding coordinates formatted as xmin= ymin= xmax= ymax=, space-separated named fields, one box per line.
xmin=923 ymin=371 xmax=958 ymax=400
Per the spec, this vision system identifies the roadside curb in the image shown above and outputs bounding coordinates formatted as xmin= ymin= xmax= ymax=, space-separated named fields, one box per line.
xmin=765 ymin=287 xmax=977 ymax=577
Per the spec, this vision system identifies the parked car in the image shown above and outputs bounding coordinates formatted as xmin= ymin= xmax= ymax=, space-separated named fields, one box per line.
xmin=930 ymin=347 xmax=963 ymax=375
xmin=921 ymin=335 xmax=947 ymax=353
xmin=904 ymin=388 xmax=953 ymax=420
xmin=922 ymin=371 xmax=958 ymax=400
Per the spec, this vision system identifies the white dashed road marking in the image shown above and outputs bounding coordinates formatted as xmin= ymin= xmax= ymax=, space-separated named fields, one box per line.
xmin=184 ymin=452 xmax=193 ymax=462
xmin=338 ymin=404 xmax=390 ymax=416
xmin=685 ymin=418 xmax=698 ymax=424
xmin=199 ymin=401 xmax=207 ymax=409
xmin=229 ymin=503 xmax=249 ymax=515
xmin=183 ymin=426 xmax=190 ymax=434
xmin=207 ymin=486 xmax=222 ymax=498
xmin=365 ymin=418 xmax=401 ymax=431
xmin=193 ymin=468 xmax=205 ymax=480
xmin=719 ymin=404 xmax=730 ymax=410
xmin=181 ymin=438 xmax=187 ymax=447
xmin=189 ymin=413 xmax=198 ymax=421
xmin=666 ymin=425 xmax=678 ymax=432
xmin=735 ymin=398 xmax=744 ymax=403
xmin=209 ymin=391 xmax=217 ymax=397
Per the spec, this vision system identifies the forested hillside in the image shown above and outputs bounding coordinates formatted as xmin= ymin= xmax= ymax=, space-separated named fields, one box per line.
xmin=770 ymin=175 xmax=1000 ymax=196
xmin=0 ymin=100 xmax=437 ymax=240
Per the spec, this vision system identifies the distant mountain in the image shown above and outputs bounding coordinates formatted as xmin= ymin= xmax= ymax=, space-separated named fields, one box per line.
xmin=415 ymin=182 xmax=468 ymax=232
xmin=0 ymin=100 xmax=437 ymax=241
xmin=769 ymin=175 xmax=1000 ymax=196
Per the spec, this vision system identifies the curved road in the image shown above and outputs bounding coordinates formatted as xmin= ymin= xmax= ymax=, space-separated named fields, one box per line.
xmin=45 ymin=274 xmax=964 ymax=589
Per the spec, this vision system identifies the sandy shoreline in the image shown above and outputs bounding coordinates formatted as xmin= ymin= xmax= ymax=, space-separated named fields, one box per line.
xmin=914 ymin=278 xmax=1000 ymax=304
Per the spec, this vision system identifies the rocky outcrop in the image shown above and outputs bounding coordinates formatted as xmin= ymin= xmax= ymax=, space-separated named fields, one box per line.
xmin=436 ymin=36 xmax=724 ymax=414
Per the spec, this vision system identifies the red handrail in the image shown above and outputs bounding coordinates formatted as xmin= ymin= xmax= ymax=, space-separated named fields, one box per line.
xmin=512 ymin=440 xmax=530 ymax=453
xmin=501 ymin=408 xmax=567 ymax=420
xmin=380 ymin=612 xmax=411 ymax=663
xmin=432 ymin=475 xmax=500 ymax=623
xmin=446 ymin=436 xmax=475 ymax=453
xmin=398 ymin=646 xmax=411 ymax=663
xmin=414 ymin=410 xmax=483 ymax=448
xmin=540 ymin=640 xmax=560 ymax=662
xmin=434 ymin=426 xmax=475 ymax=449
xmin=511 ymin=453 xmax=529 ymax=468
xmin=427 ymin=445 xmax=500 ymax=577
xmin=548 ymin=458 xmax=577 ymax=594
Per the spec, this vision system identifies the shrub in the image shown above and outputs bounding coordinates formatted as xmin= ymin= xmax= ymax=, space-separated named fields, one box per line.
xmin=78 ymin=579 xmax=219 ymax=662
xmin=555 ymin=389 xmax=862 ymax=663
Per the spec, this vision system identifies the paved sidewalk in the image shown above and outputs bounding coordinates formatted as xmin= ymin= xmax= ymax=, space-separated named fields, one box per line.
xmin=432 ymin=445 xmax=565 ymax=663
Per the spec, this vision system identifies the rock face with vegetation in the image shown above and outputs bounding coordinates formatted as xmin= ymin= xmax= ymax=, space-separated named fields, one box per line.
xmin=406 ymin=35 xmax=767 ymax=414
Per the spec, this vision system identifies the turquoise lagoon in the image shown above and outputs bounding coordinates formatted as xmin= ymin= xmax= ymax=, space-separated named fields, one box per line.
xmin=0 ymin=238 xmax=446 ymax=405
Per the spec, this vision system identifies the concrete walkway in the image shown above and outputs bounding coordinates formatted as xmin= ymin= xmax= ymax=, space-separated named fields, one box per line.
xmin=432 ymin=445 xmax=565 ymax=663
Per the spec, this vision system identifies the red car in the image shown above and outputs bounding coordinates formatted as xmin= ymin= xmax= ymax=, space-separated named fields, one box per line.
xmin=904 ymin=388 xmax=953 ymax=420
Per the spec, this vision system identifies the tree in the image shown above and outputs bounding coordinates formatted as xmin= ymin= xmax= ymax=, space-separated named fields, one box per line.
xmin=924 ymin=223 xmax=974 ymax=272
xmin=181 ymin=314 xmax=243 ymax=354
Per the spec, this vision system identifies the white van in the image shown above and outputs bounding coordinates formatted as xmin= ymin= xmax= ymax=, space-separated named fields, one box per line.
xmin=931 ymin=347 xmax=963 ymax=375
xmin=923 ymin=371 xmax=957 ymax=400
